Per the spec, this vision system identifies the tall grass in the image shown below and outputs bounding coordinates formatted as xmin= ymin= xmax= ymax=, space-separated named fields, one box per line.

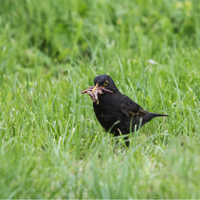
xmin=0 ymin=0 xmax=200 ymax=198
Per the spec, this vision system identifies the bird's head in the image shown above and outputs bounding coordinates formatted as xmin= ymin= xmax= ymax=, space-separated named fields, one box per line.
xmin=81 ymin=75 xmax=118 ymax=104
xmin=94 ymin=74 xmax=118 ymax=92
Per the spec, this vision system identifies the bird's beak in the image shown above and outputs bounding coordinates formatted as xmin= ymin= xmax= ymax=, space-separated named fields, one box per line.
xmin=92 ymin=83 xmax=98 ymax=93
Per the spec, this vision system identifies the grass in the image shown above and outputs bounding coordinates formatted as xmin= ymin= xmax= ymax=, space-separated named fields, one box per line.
xmin=0 ymin=0 xmax=200 ymax=198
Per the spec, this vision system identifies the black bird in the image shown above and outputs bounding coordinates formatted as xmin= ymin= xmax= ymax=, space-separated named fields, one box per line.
xmin=81 ymin=75 xmax=168 ymax=147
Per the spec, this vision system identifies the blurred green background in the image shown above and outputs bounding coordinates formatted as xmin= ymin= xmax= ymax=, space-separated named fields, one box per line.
xmin=0 ymin=0 xmax=200 ymax=198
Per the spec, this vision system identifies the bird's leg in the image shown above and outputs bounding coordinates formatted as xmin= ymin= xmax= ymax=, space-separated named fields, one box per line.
xmin=124 ymin=136 xmax=130 ymax=147
xmin=116 ymin=128 xmax=130 ymax=148
xmin=112 ymin=131 xmax=120 ymax=153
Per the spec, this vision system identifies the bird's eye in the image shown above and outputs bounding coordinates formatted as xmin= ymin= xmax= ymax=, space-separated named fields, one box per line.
xmin=104 ymin=80 xmax=109 ymax=86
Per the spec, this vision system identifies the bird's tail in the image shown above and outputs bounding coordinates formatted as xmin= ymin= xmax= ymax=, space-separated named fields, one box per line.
xmin=141 ymin=112 xmax=169 ymax=125
xmin=150 ymin=113 xmax=169 ymax=118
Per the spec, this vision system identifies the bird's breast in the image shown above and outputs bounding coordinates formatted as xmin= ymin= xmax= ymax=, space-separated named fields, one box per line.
xmin=93 ymin=93 xmax=122 ymax=131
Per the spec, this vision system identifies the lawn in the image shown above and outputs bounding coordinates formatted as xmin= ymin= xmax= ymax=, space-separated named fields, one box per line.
xmin=0 ymin=0 xmax=200 ymax=198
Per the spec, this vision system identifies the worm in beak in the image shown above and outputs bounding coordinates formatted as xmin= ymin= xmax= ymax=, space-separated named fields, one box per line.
xmin=81 ymin=84 xmax=113 ymax=104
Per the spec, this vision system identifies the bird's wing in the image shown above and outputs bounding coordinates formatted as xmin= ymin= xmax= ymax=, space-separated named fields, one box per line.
xmin=120 ymin=94 xmax=148 ymax=117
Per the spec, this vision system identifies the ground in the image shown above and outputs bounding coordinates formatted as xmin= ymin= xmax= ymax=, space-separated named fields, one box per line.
xmin=0 ymin=0 xmax=200 ymax=198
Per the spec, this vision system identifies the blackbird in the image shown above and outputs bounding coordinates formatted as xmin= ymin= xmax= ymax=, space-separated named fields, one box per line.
xmin=81 ymin=75 xmax=168 ymax=147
